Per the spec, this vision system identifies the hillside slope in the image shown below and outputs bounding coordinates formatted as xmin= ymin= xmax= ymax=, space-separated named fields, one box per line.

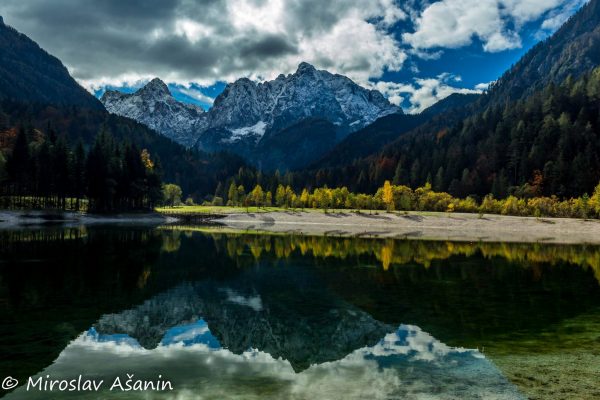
xmin=292 ymin=0 xmax=600 ymax=198
xmin=312 ymin=93 xmax=480 ymax=169
xmin=0 ymin=19 xmax=247 ymax=198
xmin=0 ymin=16 xmax=102 ymax=109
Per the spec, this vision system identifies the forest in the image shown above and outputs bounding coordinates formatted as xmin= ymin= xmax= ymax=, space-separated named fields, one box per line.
xmin=287 ymin=66 xmax=600 ymax=200
xmin=0 ymin=125 xmax=162 ymax=212
xmin=0 ymin=100 xmax=249 ymax=201
xmin=181 ymin=177 xmax=600 ymax=220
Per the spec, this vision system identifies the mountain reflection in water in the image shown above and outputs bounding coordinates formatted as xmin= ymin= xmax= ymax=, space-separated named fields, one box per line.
xmin=2 ymin=226 xmax=600 ymax=399
xmin=6 ymin=320 xmax=524 ymax=400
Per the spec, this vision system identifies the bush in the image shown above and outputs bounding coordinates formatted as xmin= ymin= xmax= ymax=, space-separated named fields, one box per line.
xmin=212 ymin=196 xmax=224 ymax=206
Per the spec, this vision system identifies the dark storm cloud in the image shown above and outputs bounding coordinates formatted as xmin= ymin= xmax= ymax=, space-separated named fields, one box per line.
xmin=146 ymin=36 xmax=223 ymax=74
xmin=239 ymin=34 xmax=298 ymax=58
xmin=0 ymin=0 xmax=408 ymax=87
xmin=284 ymin=0 xmax=345 ymax=34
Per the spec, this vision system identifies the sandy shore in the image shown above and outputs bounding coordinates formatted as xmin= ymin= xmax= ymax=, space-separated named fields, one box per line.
xmin=0 ymin=210 xmax=170 ymax=229
xmin=4 ymin=209 xmax=600 ymax=244
xmin=215 ymin=210 xmax=600 ymax=244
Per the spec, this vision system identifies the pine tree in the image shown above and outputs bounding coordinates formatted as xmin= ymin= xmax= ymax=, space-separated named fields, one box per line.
xmin=6 ymin=127 xmax=30 ymax=201
xmin=228 ymin=181 xmax=238 ymax=206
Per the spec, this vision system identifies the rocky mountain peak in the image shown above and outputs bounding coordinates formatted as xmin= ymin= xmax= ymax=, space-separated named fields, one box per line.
xmin=101 ymin=78 xmax=207 ymax=147
xmin=138 ymin=77 xmax=171 ymax=98
xmin=101 ymin=64 xmax=401 ymax=170
xmin=296 ymin=62 xmax=317 ymax=74
xmin=99 ymin=89 xmax=124 ymax=102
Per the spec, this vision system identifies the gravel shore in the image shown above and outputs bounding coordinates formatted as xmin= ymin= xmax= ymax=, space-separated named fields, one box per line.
xmin=216 ymin=210 xmax=600 ymax=244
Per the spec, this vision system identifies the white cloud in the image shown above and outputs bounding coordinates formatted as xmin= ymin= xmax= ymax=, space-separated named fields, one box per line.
xmin=403 ymin=0 xmax=509 ymax=51
xmin=475 ymin=81 xmax=495 ymax=90
xmin=539 ymin=0 xmax=587 ymax=32
xmin=2 ymin=0 xmax=581 ymax=112
xmin=222 ymin=288 xmax=263 ymax=311
xmin=297 ymin=15 xmax=407 ymax=83
xmin=375 ymin=74 xmax=482 ymax=114
xmin=403 ymin=0 xmax=572 ymax=54
xmin=174 ymin=19 xmax=215 ymax=44
xmin=7 ymin=324 xmax=523 ymax=400
xmin=175 ymin=86 xmax=215 ymax=106
xmin=1 ymin=0 xmax=408 ymax=90
xmin=501 ymin=0 xmax=564 ymax=24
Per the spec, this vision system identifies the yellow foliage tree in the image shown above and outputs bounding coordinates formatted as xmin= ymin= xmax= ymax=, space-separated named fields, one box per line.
xmin=140 ymin=149 xmax=154 ymax=170
xmin=382 ymin=180 xmax=394 ymax=211
xmin=249 ymin=184 xmax=264 ymax=207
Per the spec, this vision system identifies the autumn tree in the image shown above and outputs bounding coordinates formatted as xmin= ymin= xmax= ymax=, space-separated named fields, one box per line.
xmin=382 ymin=180 xmax=394 ymax=211
xmin=228 ymin=181 xmax=238 ymax=206
xmin=162 ymin=184 xmax=183 ymax=207
xmin=249 ymin=184 xmax=264 ymax=207
xmin=299 ymin=188 xmax=309 ymax=210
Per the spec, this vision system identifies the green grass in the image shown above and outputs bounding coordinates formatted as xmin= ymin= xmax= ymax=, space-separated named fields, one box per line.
xmin=155 ymin=205 xmax=288 ymax=214
xmin=155 ymin=205 xmax=383 ymax=214
xmin=154 ymin=205 xmax=458 ymax=216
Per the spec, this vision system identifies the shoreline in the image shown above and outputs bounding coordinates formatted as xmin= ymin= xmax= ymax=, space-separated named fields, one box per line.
xmin=210 ymin=210 xmax=600 ymax=245
xmin=0 ymin=210 xmax=171 ymax=229
xmin=3 ymin=208 xmax=600 ymax=245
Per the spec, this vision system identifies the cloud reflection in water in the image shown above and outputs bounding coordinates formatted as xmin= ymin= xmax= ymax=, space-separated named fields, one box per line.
xmin=6 ymin=322 xmax=524 ymax=400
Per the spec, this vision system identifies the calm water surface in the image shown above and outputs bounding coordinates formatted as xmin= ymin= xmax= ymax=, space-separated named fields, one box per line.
xmin=1 ymin=226 xmax=600 ymax=399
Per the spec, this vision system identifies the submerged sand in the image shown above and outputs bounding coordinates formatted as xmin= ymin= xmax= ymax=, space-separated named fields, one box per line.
xmin=0 ymin=210 xmax=170 ymax=229
xmin=215 ymin=210 xmax=600 ymax=245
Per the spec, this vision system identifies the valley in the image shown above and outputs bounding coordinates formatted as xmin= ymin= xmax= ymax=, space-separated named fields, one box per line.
xmin=2 ymin=2 xmax=600 ymax=398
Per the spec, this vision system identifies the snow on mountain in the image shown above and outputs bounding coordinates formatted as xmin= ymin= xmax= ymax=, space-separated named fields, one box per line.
xmin=206 ymin=62 xmax=400 ymax=141
xmin=100 ymin=63 xmax=401 ymax=169
xmin=223 ymin=120 xmax=267 ymax=144
xmin=101 ymin=78 xmax=207 ymax=147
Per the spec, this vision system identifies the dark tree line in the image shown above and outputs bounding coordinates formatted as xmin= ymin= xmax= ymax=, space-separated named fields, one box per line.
xmin=0 ymin=100 xmax=251 ymax=202
xmin=285 ymin=67 xmax=600 ymax=200
xmin=0 ymin=125 xmax=162 ymax=212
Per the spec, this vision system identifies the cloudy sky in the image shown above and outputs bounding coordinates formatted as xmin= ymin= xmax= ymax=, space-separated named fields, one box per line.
xmin=0 ymin=0 xmax=587 ymax=112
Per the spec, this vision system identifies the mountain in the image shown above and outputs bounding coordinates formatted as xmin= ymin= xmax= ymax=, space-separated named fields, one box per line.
xmin=419 ymin=93 xmax=480 ymax=118
xmin=94 ymin=269 xmax=392 ymax=371
xmin=311 ymin=93 xmax=480 ymax=169
xmin=291 ymin=0 xmax=600 ymax=198
xmin=101 ymin=79 xmax=207 ymax=147
xmin=489 ymin=0 xmax=600 ymax=103
xmin=0 ymin=16 xmax=102 ymax=109
xmin=203 ymin=62 xmax=400 ymax=141
xmin=100 ymin=62 xmax=400 ymax=170
xmin=256 ymin=118 xmax=338 ymax=171
xmin=202 ymin=63 xmax=400 ymax=170
xmin=0 ymin=18 xmax=248 ymax=199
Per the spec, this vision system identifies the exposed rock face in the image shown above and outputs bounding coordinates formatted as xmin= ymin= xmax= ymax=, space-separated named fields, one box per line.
xmin=197 ymin=63 xmax=400 ymax=166
xmin=100 ymin=63 xmax=400 ymax=170
xmin=94 ymin=269 xmax=393 ymax=371
xmin=204 ymin=62 xmax=399 ymax=140
xmin=101 ymin=78 xmax=207 ymax=147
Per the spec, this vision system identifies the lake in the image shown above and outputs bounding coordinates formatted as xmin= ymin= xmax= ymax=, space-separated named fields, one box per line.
xmin=1 ymin=225 xmax=599 ymax=399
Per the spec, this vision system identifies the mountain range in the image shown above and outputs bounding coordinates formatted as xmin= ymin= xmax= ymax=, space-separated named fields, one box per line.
xmin=101 ymin=62 xmax=401 ymax=170
xmin=101 ymin=78 xmax=207 ymax=147
xmin=2 ymin=0 xmax=600 ymax=199
xmin=0 ymin=17 xmax=247 ymax=200
xmin=293 ymin=0 xmax=600 ymax=198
